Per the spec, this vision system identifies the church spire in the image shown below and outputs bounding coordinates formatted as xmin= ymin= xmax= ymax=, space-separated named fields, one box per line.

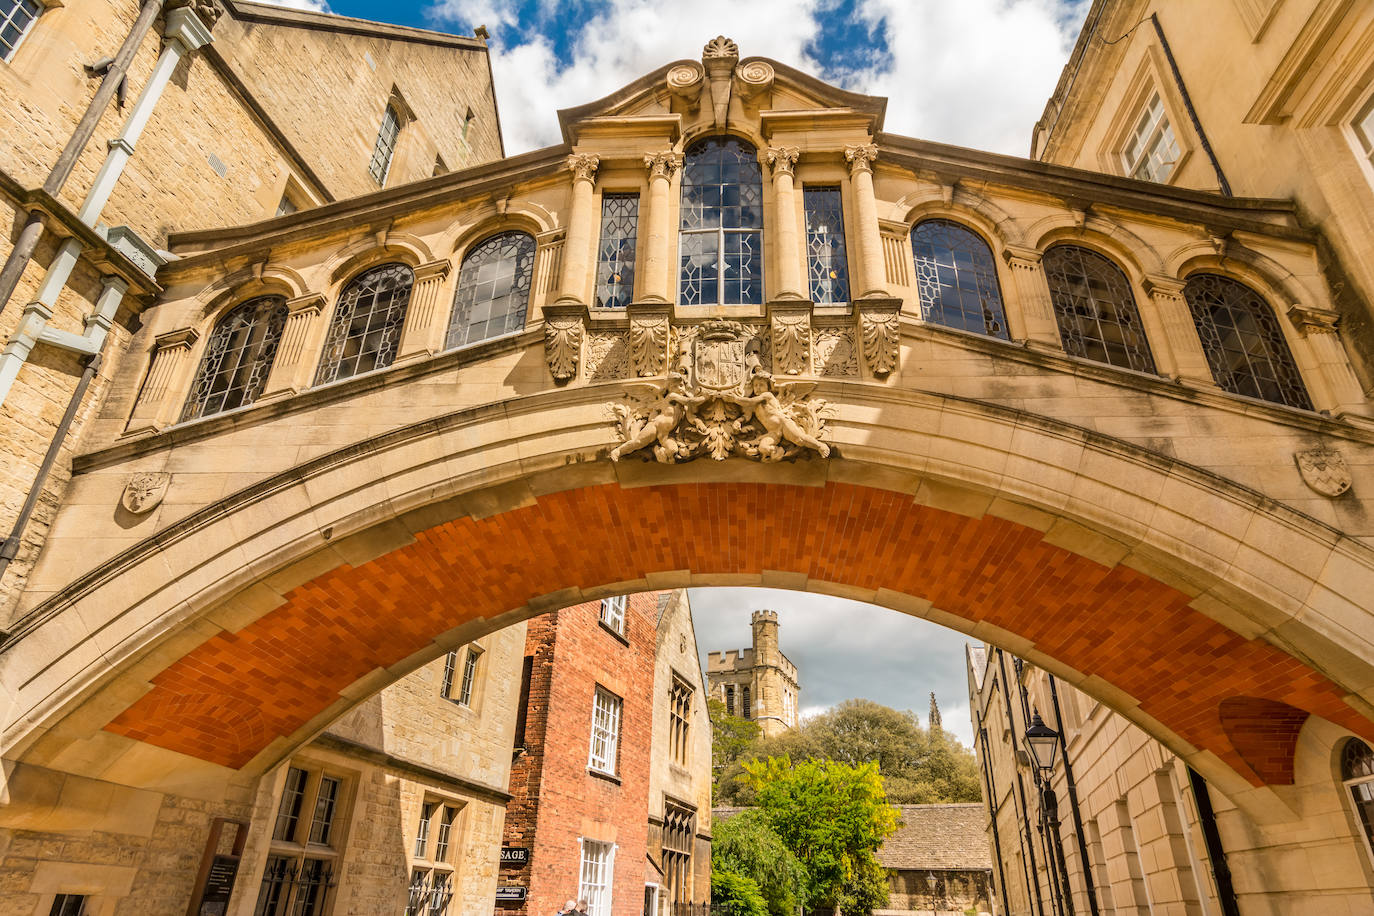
xmin=929 ymin=691 xmax=942 ymax=735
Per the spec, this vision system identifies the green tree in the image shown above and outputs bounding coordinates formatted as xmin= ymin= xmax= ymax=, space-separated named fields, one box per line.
xmin=744 ymin=755 xmax=899 ymax=915
xmin=711 ymin=868 xmax=769 ymax=916
xmin=712 ymin=809 xmax=808 ymax=916
xmin=710 ymin=697 xmax=761 ymax=793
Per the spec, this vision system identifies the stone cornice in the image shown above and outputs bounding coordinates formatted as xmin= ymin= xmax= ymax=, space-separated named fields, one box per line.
xmin=223 ymin=0 xmax=490 ymax=50
xmin=310 ymin=733 xmax=512 ymax=805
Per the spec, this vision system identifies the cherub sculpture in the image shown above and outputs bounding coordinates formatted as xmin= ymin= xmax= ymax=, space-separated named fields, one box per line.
xmin=610 ymin=374 xmax=701 ymax=462
xmin=731 ymin=371 xmax=830 ymax=461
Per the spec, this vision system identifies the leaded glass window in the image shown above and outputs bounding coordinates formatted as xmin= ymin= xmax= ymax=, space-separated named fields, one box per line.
xmin=596 ymin=193 xmax=639 ymax=308
xmin=182 ymin=296 xmax=288 ymax=421
xmin=0 ymin=0 xmax=41 ymax=62
xmin=679 ymin=137 xmax=764 ymax=306
xmin=1043 ymin=245 xmax=1156 ymax=373
xmin=1344 ymin=739 xmax=1374 ymax=868
xmin=1121 ymin=93 xmax=1180 ymax=183
xmin=369 ymin=105 xmax=401 ymax=186
xmin=315 ymin=263 xmax=413 ymax=385
xmin=447 ymin=231 xmax=535 ymax=349
xmin=1183 ymin=273 xmax=1312 ymax=410
xmin=910 ymin=220 xmax=1009 ymax=339
xmin=804 ymin=186 xmax=850 ymax=305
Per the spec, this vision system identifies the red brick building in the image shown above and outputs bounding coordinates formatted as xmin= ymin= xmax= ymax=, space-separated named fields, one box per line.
xmin=500 ymin=592 xmax=666 ymax=916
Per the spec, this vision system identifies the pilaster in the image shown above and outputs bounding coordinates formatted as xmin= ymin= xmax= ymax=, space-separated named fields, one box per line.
xmin=1288 ymin=304 xmax=1366 ymax=414
xmin=1142 ymin=276 xmax=1215 ymax=387
xmin=1001 ymin=245 xmax=1063 ymax=350
xmin=125 ymin=327 xmax=200 ymax=435
xmin=261 ymin=293 xmax=326 ymax=398
xmin=396 ymin=259 xmax=455 ymax=362
xmin=856 ymin=296 xmax=902 ymax=379
xmin=845 ymin=143 xmax=887 ymax=298
xmin=543 ymin=301 xmax=588 ymax=383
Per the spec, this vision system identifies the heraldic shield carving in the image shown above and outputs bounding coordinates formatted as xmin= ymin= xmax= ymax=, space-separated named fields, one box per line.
xmin=120 ymin=471 xmax=171 ymax=514
xmin=610 ymin=318 xmax=830 ymax=463
xmin=1294 ymin=447 xmax=1352 ymax=497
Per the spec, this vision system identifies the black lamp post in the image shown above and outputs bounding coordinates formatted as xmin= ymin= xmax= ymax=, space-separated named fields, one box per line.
xmin=925 ymin=873 xmax=936 ymax=916
xmin=1024 ymin=711 xmax=1060 ymax=772
xmin=1024 ymin=711 xmax=1075 ymax=916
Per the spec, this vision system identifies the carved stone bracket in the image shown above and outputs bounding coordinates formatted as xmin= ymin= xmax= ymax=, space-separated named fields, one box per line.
xmin=702 ymin=36 xmax=739 ymax=127
xmin=543 ymin=302 xmax=587 ymax=383
xmin=627 ymin=302 xmax=671 ymax=377
xmin=666 ymin=61 xmax=705 ymax=110
xmin=1287 ymin=303 xmax=1340 ymax=336
xmin=769 ymin=302 xmax=811 ymax=376
xmin=857 ymin=298 xmax=902 ymax=377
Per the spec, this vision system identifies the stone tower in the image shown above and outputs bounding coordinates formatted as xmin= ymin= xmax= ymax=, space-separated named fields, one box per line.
xmin=929 ymin=691 xmax=942 ymax=735
xmin=706 ymin=609 xmax=801 ymax=737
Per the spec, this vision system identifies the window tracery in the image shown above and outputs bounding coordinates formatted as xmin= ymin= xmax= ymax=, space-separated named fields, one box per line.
xmin=1343 ymin=739 xmax=1374 ymax=869
xmin=596 ymin=193 xmax=639 ymax=308
xmin=803 ymin=186 xmax=850 ymax=306
xmin=1043 ymin=245 xmax=1156 ymax=373
xmin=181 ymin=296 xmax=288 ymax=422
xmin=447 ymin=231 xmax=535 ymax=349
xmin=315 ymin=263 xmax=414 ymax=386
xmin=1183 ymin=273 xmax=1312 ymax=410
xmin=679 ymin=137 xmax=764 ymax=306
xmin=910 ymin=220 xmax=1008 ymax=339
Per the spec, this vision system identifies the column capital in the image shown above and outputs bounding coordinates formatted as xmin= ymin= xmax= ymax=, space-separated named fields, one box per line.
xmin=285 ymin=293 xmax=326 ymax=316
xmin=844 ymin=143 xmax=879 ymax=175
xmin=644 ymin=151 xmax=683 ymax=180
xmin=1001 ymin=245 xmax=1044 ymax=270
xmin=1142 ymin=275 xmax=1187 ymax=299
xmin=1287 ymin=303 xmax=1340 ymax=336
xmin=565 ymin=152 xmax=600 ymax=184
xmin=153 ymin=327 xmax=200 ymax=352
xmin=414 ymin=259 xmax=453 ymax=283
xmin=765 ymin=146 xmax=800 ymax=177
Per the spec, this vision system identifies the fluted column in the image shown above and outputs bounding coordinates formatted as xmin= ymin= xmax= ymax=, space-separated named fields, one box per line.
xmin=397 ymin=259 xmax=454 ymax=360
xmin=641 ymin=151 xmax=682 ymax=303
xmin=1143 ymin=276 xmax=1215 ymax=386
xmin=1288 ymin=304 xmax=1366 ymax=414
xmin=766 ymin=146 xmax=805 ymax=301
xmin=555 ymin=153 xmax=600 ymax=306
xmin=125 ymin=327 xmax=200 ymax=434
xmin=845 ymin=143 xmax=887 ymax=298
xmin=262 ymin=293 xmax=326 ymax=397
xmin=1000 ymin=246 xmax=1063 ymax=350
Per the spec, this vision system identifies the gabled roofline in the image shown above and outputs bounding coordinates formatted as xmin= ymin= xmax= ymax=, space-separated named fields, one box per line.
xmin=223 ymin=0 xmax=490 ymax=50
xmin=555 ymin=56 xmax=888 ymax=145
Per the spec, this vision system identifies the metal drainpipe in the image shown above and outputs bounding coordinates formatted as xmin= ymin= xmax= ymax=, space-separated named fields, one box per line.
xmin=1150 ymin=13 xmax=1232 ymax=197
xmin=974 ymin=712 xmax=1012 ymax=916
xmin=1186 ymin=767 xmax=1242 ymax=916
xmin=1047 ymin=675 xmax=1100 ymax=916
xmin=997 ymin=650 xmax=1047 ymax=916
xmin=0 ymin=0 xmax=164 ymax=321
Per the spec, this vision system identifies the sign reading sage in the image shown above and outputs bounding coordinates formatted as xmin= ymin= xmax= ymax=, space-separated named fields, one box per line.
xmin=500 ymin=847 xmax=530 ymax=865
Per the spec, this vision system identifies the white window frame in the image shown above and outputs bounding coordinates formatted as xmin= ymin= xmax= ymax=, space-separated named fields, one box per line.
xmin=1120 ymin=92 xmax=1180 ymax=183
xmin=599 ymin=596 xmax=627 ymax=636
xmin=578 ymin=838 xmax=617 ymax=916
xmin=0 ymin=0 xmax=43 ymax=63
xmin=588 ymin=687 xmax=622 ymax=774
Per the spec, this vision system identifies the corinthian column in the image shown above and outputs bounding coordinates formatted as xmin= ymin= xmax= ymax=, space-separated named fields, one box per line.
xmin=125 ymin=327 xmax=200 ymax=434
xmin=641 ymin=151 xmax=682 ymax=303
xmin=845 ymin=143 xmax=887 ymax=298
xmin=555 ymin=153 xmax=600 ymax=305
xmin=766 ymin=146 xmax=805 ymax=301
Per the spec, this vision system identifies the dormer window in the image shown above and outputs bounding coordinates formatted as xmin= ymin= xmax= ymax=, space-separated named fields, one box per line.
xmin=679 ymin=137 xmax=764 ymax=306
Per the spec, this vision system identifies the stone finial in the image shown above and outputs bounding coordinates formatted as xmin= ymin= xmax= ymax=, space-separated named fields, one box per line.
xmin=474 ymin=24 xmax=490 ymax=40
xmin=845 ymin=143 xmax=879 ymax=175
xmin=566 ymin=153 xmax=600 ymax=184
xmin=766 ymin=147 xmax=799 ymax=177
xmin=702 ymin=36 xmax=739 ymax=60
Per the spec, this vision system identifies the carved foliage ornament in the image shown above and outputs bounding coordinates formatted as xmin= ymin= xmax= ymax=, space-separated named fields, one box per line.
xmin=860 ymin=307 xmax=900 ymax=377
xmin=566 ymin=153 xmax=600 ymax=184
xmin=121 ymin=472 xmax=171 ymax=515
xmin=167 ymin=0 xmax=223 ymax=27
xmin=545 ymin=314 xmax=584 ymax=381
xmin=645 ymin=151 xmax=683 ymax=180
xmin=772 ymin=313 xmax=810 ymax=376
xmin=1295 ymin=448 xmax=1352 ymax=497
xmin=702 ymin=35 xmax=740 ymax=59
xmin=766 ymin=147 xmax=799 ymax=177
xmin=630 ymin=314 xmax=669 ymax=377
xmin=611 ymin=319 xmax=829 ymax=464
xmin=844 ymin=143 xmax=879 ymax=175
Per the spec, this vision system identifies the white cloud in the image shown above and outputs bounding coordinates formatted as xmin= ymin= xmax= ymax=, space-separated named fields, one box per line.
xmin=428 ymin=0 xmax=1086 ymax=157
xmin=253 ymin=0 xmax=332 ymax=12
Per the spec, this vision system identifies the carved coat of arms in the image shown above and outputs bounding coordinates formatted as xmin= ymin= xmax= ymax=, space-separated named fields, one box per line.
xmin=1294 ymin=448 xmax=1352 ymax=497
xmin=121 ymin=471 xmax=171 ymax=514
xmin=610 ymin=319 xmax=830 ymax=464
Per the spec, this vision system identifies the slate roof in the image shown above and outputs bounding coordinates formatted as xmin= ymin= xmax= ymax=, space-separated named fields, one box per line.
xmin=713 ymin=804 xmax=992 ymax=872
xmin=877 ymin=804 xmax=992 ymax=872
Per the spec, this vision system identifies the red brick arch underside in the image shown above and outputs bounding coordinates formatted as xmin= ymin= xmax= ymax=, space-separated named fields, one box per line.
xmin=106 ymin=481 xmax=1370 ymax=784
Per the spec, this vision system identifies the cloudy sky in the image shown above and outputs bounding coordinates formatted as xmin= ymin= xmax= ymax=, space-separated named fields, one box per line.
xmin=263 ymin=0 xmax=1091 ymax=157
xmin=689 ymin=588 xmax=979 ymax=747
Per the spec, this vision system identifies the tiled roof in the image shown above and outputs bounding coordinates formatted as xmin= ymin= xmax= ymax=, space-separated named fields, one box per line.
xmin=713 ymin=804 xmax=991 ymax=872
xmin=878 ymin=804 xmax=992 ymax=871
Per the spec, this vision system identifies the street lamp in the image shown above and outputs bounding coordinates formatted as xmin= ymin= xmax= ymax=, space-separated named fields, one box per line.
xmin=925 ymin=873 xmax=937 ymax=916
xmin=1023 ymin=711 xmax=1059 ymax=773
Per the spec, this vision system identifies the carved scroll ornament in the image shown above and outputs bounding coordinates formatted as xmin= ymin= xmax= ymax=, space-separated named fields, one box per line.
xmin=545 ymin=313 xmax=584 ymax=382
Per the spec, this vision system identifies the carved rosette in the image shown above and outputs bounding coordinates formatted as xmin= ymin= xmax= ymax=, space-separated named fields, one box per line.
xmin=766 ymin=146 xmax=799 ymax=178
xmin=844 ymin=143 xmax=879 ymax=175
xmin=566 ymin=153 xmax=600 ymax=185
xmin=645 ymin=151 xmax=683 ymax=181
xmin=1295 ymin=448 xmax=1352 ymax=497
xmin=543 ymin=306 xmax=586 ymax=382
xmin=121 ymin=471 xmax=171 ymax=514
xmin=858 ymin=301 xmax=901 ymax=377
xmin=629 ymin=308 xmax=670 ymax=377
xmin=771 ymin=310 xmax=811 ymax=376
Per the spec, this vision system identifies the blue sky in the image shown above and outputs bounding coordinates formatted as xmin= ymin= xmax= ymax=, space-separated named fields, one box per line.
xmin=274 ymin=0 xmax=1091 ymax=156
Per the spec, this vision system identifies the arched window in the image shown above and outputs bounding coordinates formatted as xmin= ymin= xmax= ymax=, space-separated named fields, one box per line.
xmin=1043 ymin=245 xmax=1156 ymax=373
xmin=315 ymin=263 xmax=413 ymax=386
xmin=446 ymin=231 xmax=535 ymax=349
xmin=1183 ymin=273 xmax=1312 ymax=410
xmin=910 ymin=219 xmax=1009 ymax=339
xmin=679 ymin=137 xmax=764 ymax=306
xmin=1342 ymin=739 xmax=1374 ymax=864
xmin=181 ymin=296 xmax=288 ymax=422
